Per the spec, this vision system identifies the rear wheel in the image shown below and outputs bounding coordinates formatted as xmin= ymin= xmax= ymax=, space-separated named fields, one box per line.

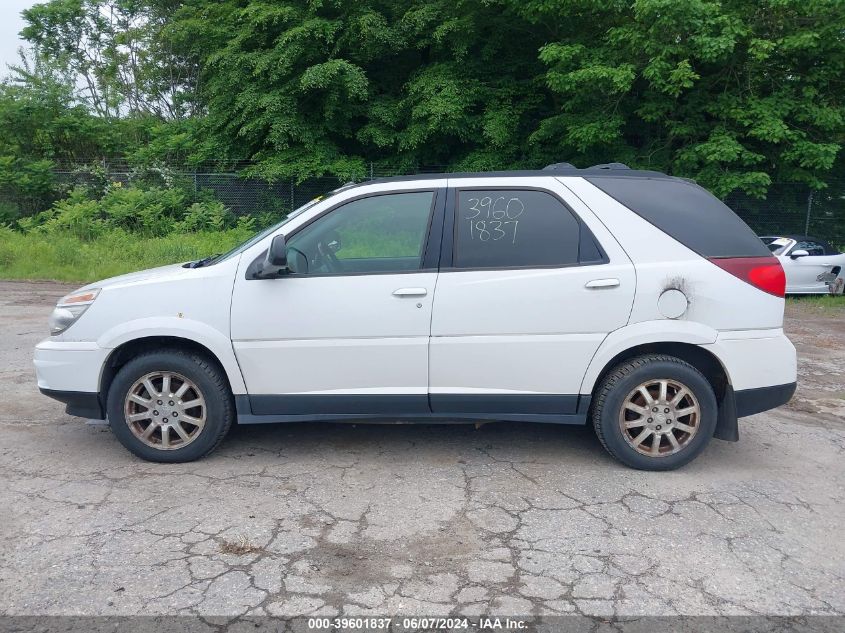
xmin=592 ymin=355 xmax=717 ymax=470
xmin=107 ymin=350 xmax=234 ymax=462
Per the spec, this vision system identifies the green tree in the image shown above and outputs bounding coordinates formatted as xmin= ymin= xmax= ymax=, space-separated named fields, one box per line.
xmin=0 ymin=55 xmax=117 ymax=217
xmin=163 ymin=0 xmax=554 ymax=180
xmin=522 ymin=0 xmax=845 ymax=195
xmin=12 ymin=0 xmax=845 ymax=197
xmin=160 ymin=0 xmax=844 ymax=193
xmin=22 ymin=0 xmax=201 ymax=119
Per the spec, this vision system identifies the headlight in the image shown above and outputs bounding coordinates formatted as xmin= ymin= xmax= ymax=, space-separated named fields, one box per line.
xmin=49 ymin=288 xmax=100 ymax=335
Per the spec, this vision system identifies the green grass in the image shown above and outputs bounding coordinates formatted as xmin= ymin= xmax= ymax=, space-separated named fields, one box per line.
xmin=0 ymin=227 xmax=253 ymax=283
xmin=0 ymin=224 xmax=421 ymax=283
xmin=786 ymin=294 xmax=845 ymax=312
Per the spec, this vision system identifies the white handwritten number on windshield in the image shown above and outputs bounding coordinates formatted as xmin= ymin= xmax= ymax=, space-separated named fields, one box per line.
xmin=465 ymin=197 xmax=524 ymax=243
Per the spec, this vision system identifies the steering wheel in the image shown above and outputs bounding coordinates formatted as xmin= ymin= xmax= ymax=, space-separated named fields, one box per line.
xmin=315 ymin=232 xmax=342 ymax=273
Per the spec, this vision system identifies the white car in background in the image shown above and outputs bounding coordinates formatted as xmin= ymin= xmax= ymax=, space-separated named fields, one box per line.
xmin=761 ymin=235 xmax=845 ymax=294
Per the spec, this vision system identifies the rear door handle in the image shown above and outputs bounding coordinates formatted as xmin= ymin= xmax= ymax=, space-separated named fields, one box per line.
xmin=585 ymin=278 xmax=620 ymax=289
xmin=393 ymin=287 xmax=428 ymax=297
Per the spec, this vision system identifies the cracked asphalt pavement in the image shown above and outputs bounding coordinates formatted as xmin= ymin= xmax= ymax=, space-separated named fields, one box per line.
xmin=1 ymin=281 xmax=843 ymax=618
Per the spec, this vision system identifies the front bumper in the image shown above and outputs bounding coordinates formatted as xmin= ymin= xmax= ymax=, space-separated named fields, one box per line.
xmin=39 ymin=388 xmax=105 ymax=419
xmin=34 ymin=340 xmax=109 ymax=418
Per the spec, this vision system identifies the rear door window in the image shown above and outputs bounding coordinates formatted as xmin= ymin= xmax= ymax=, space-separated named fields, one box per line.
xmin=453 ymin=189 xmax=582 ymax=268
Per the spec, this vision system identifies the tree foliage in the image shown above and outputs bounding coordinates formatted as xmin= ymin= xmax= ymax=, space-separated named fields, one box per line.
xmin=522 ymin=0 xmax=845 ymax=195
xmin=21 ymin=0 xmax=200 ymax=119
xmin=10 ymin=0 xmax=845 ymax=194
xmin=0 ymin=52 xmax=156 ymax=218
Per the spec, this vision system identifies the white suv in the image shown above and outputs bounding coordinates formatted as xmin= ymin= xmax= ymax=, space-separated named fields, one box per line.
xmin=34 ymin=165 xmax=797 ymax=470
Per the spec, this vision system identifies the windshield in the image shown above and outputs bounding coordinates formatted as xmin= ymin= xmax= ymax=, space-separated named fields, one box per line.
xmin=761 ymin=237 xmax=792 ymax=256
xmin=206 ymin=195 xmax=331 ymax=265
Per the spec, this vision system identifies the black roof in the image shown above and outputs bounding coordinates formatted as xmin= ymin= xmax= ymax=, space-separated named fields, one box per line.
xmin=361 ymin=164 xmax=679 ymax=186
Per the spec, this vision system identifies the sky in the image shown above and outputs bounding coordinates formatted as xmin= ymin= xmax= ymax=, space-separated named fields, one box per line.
xmin=0 ymin=0 xmax=39 ymax=76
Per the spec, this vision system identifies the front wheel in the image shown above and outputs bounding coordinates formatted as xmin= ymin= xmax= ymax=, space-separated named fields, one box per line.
xmin=592 ymin=354 xmax=717 ymax=470
xmin=107 ymin=350 xmax=234 ymax=463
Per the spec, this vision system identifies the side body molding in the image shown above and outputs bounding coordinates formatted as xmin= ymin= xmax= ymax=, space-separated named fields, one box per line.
xmin=579 ymin=320 xmax=719 ymax=395
xmin=96 ymin=317 xmax=248 ymax=394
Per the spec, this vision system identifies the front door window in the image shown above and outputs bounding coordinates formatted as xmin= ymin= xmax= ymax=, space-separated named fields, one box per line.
xmin=285 ymin=191 xmax=435 ymax=275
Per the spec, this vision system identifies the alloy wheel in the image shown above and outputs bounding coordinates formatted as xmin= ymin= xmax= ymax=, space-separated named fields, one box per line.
xmin=618 ymin=378 xmax=701 ymax=457
xmin=123 ymin=371 xmax=206 ymax=450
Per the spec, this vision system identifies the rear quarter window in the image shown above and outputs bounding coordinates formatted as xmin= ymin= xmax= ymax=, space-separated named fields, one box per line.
xmin=587 ymin=177 xmax=771 ymax=258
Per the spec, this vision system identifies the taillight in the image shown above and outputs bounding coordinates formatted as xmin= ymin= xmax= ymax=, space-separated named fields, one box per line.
xmin=708 ymin=256 xmax=786 ymax=297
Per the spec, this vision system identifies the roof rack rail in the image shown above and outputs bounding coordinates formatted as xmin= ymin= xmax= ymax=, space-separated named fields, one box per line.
xmin=590 ymin=162 xmax=631 ymax=170
xmin=542 ymin=162 xmax=576 ymax=171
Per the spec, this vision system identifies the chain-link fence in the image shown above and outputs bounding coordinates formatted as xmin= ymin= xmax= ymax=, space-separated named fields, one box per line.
xmin=725 ymin=186 xmax=844 ymax=245
xmin=19 ymin=162 xmax=845 ymax=247
xmin=50 ymin=163 xmax=448 ymax=217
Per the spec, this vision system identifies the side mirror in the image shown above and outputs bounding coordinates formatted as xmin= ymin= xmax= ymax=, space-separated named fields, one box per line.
xmin=257 ymin=234 xmax=289 ymax=278
xmin=790 ymin=249 xmax=810 ymax=259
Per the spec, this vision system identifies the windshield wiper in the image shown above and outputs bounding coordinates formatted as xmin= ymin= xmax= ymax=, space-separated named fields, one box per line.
xmin=184 ymin=254 xmax=221 ymax=269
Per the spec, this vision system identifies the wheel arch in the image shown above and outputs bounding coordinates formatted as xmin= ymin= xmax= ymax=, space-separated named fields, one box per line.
xmin=582 ymin=328 xmax=739 ymax=442
xmin=99 ymin=335 xmax=244 ymax=410
xmin=589 ymin=342 xmax=730 ymax=404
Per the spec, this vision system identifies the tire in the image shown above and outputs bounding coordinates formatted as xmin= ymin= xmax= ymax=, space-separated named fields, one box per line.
xmin=107 ymin=349 xmax=234 ymax=463
xmin=592 ymin=354 xmax=717 ymax=471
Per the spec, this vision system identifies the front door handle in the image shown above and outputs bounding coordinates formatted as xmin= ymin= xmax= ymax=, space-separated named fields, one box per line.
xmin=585 ymin=278 xmax=620 ymax=289
xmin=393 ymin=287 xmax=428 ymax=297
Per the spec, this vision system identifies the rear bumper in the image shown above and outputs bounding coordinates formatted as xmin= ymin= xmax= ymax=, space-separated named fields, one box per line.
xmin=703 ymin=329 xmax=797 ymax=392
xmin=714 ymin=381 xmax=796 ymax=442
xmin=39 ymin=388 xmax=105 ymax=419
xmin=704 ymin=330 xmax=797 ymax=442
xmin=734 ymin=382 xmax=797 ymax=418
